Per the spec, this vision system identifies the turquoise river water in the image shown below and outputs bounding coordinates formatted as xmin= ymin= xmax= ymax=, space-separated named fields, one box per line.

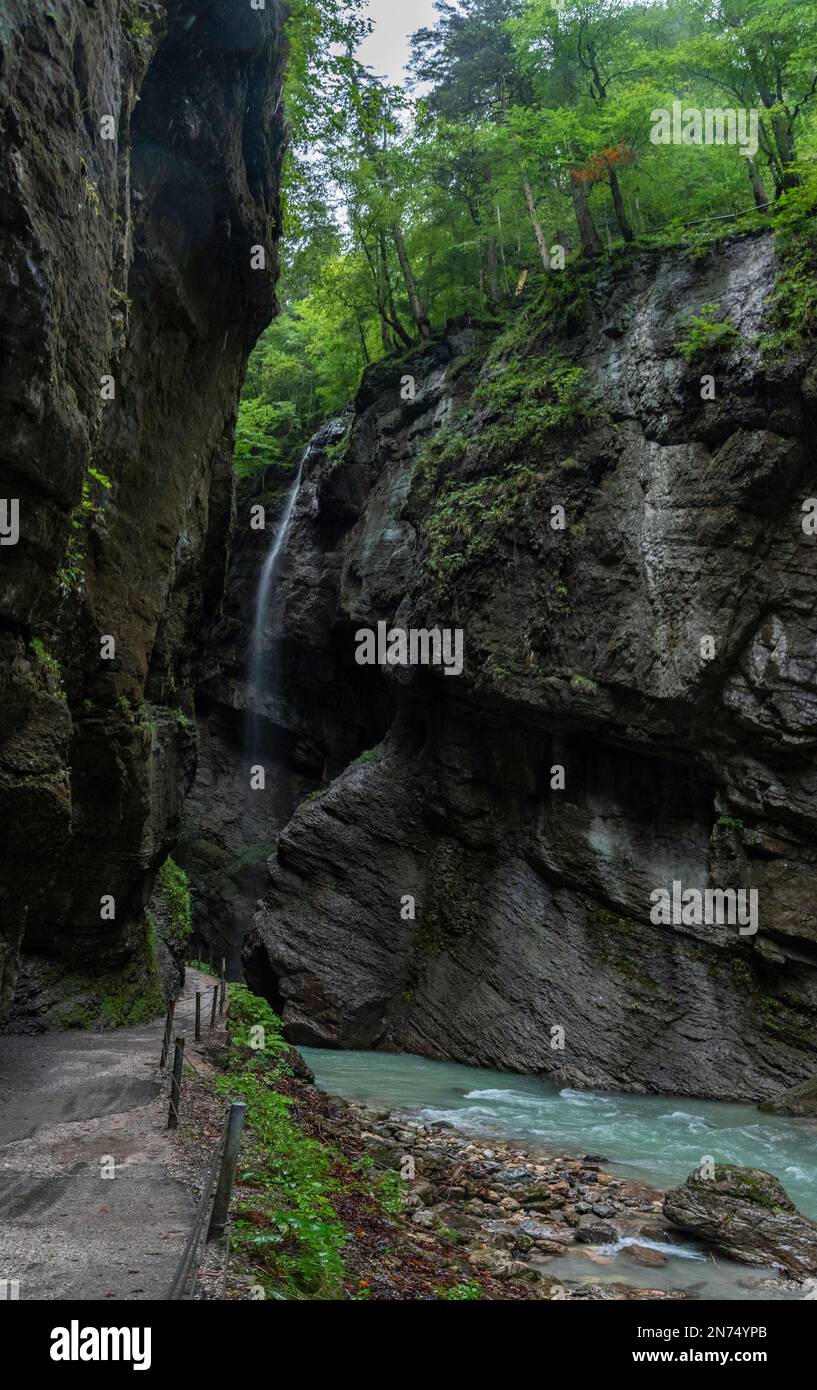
xmin=301 ymin=1047 xmax=817 ymax=1301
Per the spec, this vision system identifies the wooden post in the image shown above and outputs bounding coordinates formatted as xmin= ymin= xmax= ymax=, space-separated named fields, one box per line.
xmin=195 ymin=992 xmax=201 ymax=1043
xmin=219 ymin=972 xmax=226 ymax=1017
xmin=167 ymin=1037 xmax=185 ymax=1130
xmin=160 ymin=999 xmax=176 ymax=1069
xmin=207 ymin=1102 xmax=247 ymax=1241
xmin=209 ymin=985 xmax=218 ymax=1033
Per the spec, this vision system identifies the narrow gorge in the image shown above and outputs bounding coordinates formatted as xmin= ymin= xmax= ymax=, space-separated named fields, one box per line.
xmin=1 ymin=0 xmax=285 ymax=1026
xmin=182 ymin=233 xmax=817 ymax=1104
xmin=1 ymin=0 xmax=816 ymax=1320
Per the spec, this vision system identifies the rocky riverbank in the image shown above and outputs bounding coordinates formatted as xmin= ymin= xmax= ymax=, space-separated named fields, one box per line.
xmin=216 ymin=1048 xmax=809 ymax=1301
xmin=343 ymin=1104 xmax=810 ymax=1299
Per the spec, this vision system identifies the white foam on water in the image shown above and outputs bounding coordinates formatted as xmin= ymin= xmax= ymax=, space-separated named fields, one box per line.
xmin=464 ymin=1088 xmax=538 ymax=1104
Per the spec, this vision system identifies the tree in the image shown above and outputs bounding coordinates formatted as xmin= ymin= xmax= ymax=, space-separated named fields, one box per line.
xmin=670 ymin=0 xmax=817 ymax=196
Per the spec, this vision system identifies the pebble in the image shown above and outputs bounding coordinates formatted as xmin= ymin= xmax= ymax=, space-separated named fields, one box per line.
xmin=623 ymin=1243 xmax=667 ymax=1268
xmin=346 ymin=1102 xmax=734 ymax=1300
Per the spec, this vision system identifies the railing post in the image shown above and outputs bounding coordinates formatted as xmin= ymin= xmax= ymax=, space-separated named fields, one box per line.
xmin=195 ymin=992 xmax=201 ymax=1043
xmin=167 ymin=1036 xmax=185 ymax=1130
xmin=219 ymin=971 xmax=226 ymax=1017
xmin=209 ymin=985 xmax=218 ymax=1033
xmin=207 ymin=1102 xmax=246 ymax=1241
xmin=160 ymin=999 xmax=176 ymax=1069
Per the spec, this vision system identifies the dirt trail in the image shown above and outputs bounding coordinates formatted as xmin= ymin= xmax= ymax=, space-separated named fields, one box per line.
xmin=0 ymin=969 xmax=216 ymax=1300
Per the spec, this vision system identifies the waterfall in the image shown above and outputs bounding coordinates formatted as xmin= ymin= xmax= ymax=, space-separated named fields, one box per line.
xmin=245 ymin=464 xmax=303 ymax=759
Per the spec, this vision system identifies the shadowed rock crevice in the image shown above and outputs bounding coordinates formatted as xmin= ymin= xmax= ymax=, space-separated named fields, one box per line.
xmin=0 ymin=0 xmax=286 ymax=1026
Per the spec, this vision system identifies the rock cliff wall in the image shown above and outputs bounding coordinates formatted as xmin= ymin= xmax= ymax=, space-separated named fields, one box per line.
xmin=0 ymin=0 xmax=285 ymax=1025
xmin=224 ymin=230 xmax=817 ymax=1101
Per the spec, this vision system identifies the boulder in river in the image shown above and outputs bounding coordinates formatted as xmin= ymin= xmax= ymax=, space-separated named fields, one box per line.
xmin=758 ymin=1075 xmax=817 ymax=1118
xmin=663 ymin=1164 xmax=817 ymax=1275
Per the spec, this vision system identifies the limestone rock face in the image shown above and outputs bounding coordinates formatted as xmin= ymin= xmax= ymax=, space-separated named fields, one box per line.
xmin=0 ymin=0 xmax=285 ymax=1024
xmin=663 ymin=1165 xmax=817 ymax=1274
xmin=233 ymin=233 xmax=817 ymax=1100
xmin=759 ymin=1075 xmax=817 ymax=1118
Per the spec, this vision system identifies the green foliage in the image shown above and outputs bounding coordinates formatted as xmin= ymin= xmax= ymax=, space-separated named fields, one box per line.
xmin=675 ymin=302 xmax=742 ymax=361
xmin=437 ymin=1280 xmax=482 ymax=1300
xmin=425 ymin=462 xmax=545 ymax=588
xmin=59 ymin=465 xmax=112 ymax=596
xmin=376 ymin=1169 xmax=405 ymax=1217
xmin=411 ymin=328 xmax=590 ymax=594
xmin=169 ymin=707 xmax=197 ymax=738
xmin=50 ymin=915 xmax=163 ymax=1030
xmin=220 ymin=985 xmax=426 ymax=1299
xmin=220 ymin=986 xmax=345 ymax=1299
xmin=252 ymin=0 xmax=817 ymax=477
xmin=110 ymin=285 xmax=133 ymax=310
xmin=233 ymin=396 xmax=301 ymax=481
xmin=155 ymin=857 xmax=192 ymax=948
xmin=473 ymin=352 xmax=591 ymax=450
xmin=227 ymin=983 xmax=288 ymax=1056
xmin=29 ymin=637 xmax=65 ymax=700
xmin=411 ymin=424 xmax=471 ymax=508
xmin=125 ymin=1 xmax=152 ymax=40
xmin=570 ymin=672 xmax=599 ymax=694
xmin=760 ymin=169 xmax=817 ymax=359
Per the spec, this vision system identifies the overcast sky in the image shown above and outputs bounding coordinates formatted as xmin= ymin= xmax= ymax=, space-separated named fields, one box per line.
xmin=357 ymin=0 xmax=441 ymax=86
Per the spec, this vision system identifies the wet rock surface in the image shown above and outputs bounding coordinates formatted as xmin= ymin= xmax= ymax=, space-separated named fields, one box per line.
xmin=270 ymin=1063 xmax=713 ymax=1300
xmin=663 ymin=1164 xmax=817 ymax=1275
xmin=759 ymin=1074 xmax=817 ymax=1118
xmin=231 ymin=233 xmax=817 ymax=1100
xmin=297 ymin=1090 xmax=809 ymax=1299
xmin=0 ymin=1 xmax=285 ymax=1023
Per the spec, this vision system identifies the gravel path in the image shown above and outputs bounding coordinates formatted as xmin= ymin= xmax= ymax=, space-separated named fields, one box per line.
xmin=0 ymin=970 xmax=216 ymax=1300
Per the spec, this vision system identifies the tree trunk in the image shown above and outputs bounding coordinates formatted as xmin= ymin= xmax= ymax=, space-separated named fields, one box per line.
xmin=770 ymin=109 xmax=799 ymax=191
xmin=392 ymin=221 xmax=431 ymax=339
xmin=484 ymin=235 xmax=502 ymax=307
xmin=746 ymin=157 xmax=768 ymax=210
xmin=378 ymin=235 xmax=413 ymax=348
xmin=570 ymin=174 xmax=603 ymax=258
xmin=523 ymin=178 xmax=550 ymax=271
xmin=356 ymin=317 xmax=370 ymax=364
xmin=608 ymin=165 xmax=634 ymax=242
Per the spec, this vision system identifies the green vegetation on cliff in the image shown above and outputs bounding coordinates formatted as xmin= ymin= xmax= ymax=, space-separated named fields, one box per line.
xmin=46 ymin=921 xmax=164 ymax=1031
xmin=760 ymin=176 xmax=817 ymax=359
xmin=235 ymin=0 xmax=817 ymax=479
xmin=154 ymin=857 xmax=193 ymax=950
xmin=674 ymin=302 xmax=742 ymax=361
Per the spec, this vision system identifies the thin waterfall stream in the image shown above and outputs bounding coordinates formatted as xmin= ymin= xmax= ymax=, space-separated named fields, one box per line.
xmin=244 ymin=463 xmax=304 ymax=761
